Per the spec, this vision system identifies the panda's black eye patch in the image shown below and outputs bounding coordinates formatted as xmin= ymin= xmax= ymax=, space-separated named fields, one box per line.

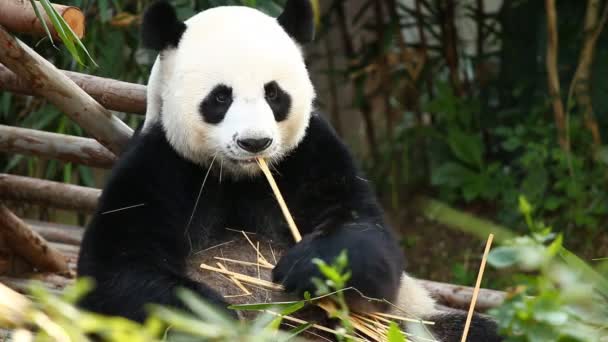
xmin=264 ymin=81 xmax=291 ymax=122
xmin=200 ymin=85 xmax=233 ymax=124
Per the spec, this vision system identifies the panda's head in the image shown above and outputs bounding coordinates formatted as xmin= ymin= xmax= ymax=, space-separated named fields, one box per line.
xmin=141 ymin=0 xmax=316 ymax=177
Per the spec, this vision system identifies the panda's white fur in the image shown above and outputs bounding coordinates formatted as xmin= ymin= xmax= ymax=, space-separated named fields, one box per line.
xmin=143 ymin=6 xmax=315 ymax=177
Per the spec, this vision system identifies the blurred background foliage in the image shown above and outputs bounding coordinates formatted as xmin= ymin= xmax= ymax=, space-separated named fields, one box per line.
xmin=1 ymin=0 xmax=607 ymax=286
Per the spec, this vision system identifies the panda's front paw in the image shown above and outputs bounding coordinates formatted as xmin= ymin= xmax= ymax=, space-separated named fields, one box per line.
xmin=272 ymin=227 xmax=403 ymax=311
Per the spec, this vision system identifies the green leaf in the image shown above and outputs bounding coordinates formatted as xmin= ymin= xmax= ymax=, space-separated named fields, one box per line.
xmin=281 ymin=323 xmax=313 ymax=341
xmin=37 ymin=0 xmax=97 ymax=66
xmin=176 ymin=288 xmax=233 ymax=325
xmin=488 ymin=246 xmax=520 ymax=268
xmin=387 ymin=321 xmax=406 ymax=342
xmin=447 ymin=130 xmax=484 ymax=168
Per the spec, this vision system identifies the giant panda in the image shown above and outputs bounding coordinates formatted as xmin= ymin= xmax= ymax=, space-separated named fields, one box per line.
xmin=77 ymin=1 xmax=501 ymax=341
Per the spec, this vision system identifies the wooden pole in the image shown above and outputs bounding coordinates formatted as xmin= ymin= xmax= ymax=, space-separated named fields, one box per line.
xmin=0 ymin=0 xmax=85 ymax=39
xmin=26 ymin=220 xmax=83 ymax=246
xmin=0 ymin=25 xmax=133 ymax=155
xmin=545 ymin=0 xmax=569 ymax=151
xmin=0 ymin=174 xmax=100 ymax=212
xmin=0 ymin=203 xmax=68 ymax=273
xmin=0 ymin=64 xmax=147 ymax=114
xmin=0 ymin=125 xmax=116 ymax=168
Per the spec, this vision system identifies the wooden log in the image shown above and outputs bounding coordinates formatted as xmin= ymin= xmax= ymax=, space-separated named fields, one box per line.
xmin=0 ymin=273 xmax=71 ymax=294
xmin=0 ymin=0 xmax=85 ymax=39
xmin=0 ymin=64 xmax=147 ymax=114
xmin=0 ymin=174 xmax=101 ymax=212
xmin=25 ymin=220 xmax=83 ymax=246
xmin=0 ymin=125 xmax=116 ymax=168
xmin=0 ymin=204 xmax=68 ymax=273
xmin=419 ymin=279 xmax=504 ymax=311
xmin=0 ymin=26 xmax=133 ymax=155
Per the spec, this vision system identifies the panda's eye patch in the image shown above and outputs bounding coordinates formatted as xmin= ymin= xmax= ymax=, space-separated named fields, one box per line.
xmin=264 ymin=81 xmax=291 ymax=122
xmin=200 ymin=84 xmax=233 ymax=124
xmin=265 ymin=82 xmax=278 ymax=101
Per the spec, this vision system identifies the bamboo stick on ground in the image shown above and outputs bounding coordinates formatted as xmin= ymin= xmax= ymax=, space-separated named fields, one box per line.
xmin=460 ymin=234 xmax=494 ymax=342
xmin=0 ymin=64 xmax=147 ymax=115
xmin=0 ymin=26 xmax=133 ymax=155
xmin=0 ymin=125 xmax=116 ymax=168
xmin=0 ymin=0 xmax=85 ymax=39
xmin=0 ymin=173 xmax=101 ymax=212
xmin=0 ymin=204 xmax=68 ymax=273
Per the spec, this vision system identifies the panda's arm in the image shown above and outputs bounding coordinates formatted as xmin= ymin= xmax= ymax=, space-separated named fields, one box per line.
xmin=273 ymin=114 xmax=404 ymax=310
xmin=77 ymin=133 xmax=230 ymax=321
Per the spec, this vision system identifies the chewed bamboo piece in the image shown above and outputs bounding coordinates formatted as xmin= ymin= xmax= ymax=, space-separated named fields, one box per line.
xmin=256 ymin=158 xmax=302 ymax=242
xmin=460 ymin=234 xmax=494 ymax=342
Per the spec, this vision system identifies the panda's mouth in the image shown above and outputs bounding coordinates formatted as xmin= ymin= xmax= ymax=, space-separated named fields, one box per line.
xmin=227 ymin=157 xmax=258 ymax=165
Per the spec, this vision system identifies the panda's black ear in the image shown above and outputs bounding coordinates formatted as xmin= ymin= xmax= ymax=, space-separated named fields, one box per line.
xmin=141 ymin=1 xmax=187 ymax=50
xmin=277 ymin=0 xmax=315 ymax=44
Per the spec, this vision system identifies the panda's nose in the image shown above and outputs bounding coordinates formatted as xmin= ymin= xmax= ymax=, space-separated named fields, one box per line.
xmin=237 ymin=138 xmax=273 ymax=153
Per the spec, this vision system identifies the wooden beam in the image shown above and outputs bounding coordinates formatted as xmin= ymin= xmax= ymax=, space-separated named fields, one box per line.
xmin=0 ymin=174 xmax=100 ymax=212
xmin=0 ymin=125 xmax=116 ymax=168
xmin=0 ymin=25 xmax=133 ymax=155
xmin=26 ymin=220 xmax=83 ymax=246
xmin=0 ymin=0 xmax=85 ymax=39
xmin=0 ymin=203 xmax=68 ymax=273
xmin=0 ymin=64 xmax=147 ymax=114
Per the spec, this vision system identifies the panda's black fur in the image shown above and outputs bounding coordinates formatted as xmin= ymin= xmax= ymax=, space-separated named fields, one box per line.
xmin=78 ymin=115 xmax=404 ymax=321
xmin=77 ymin=1 xmax=503 ymax=340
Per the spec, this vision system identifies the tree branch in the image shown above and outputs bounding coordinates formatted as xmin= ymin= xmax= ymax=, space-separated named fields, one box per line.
xmin=0 ymin=26 xmax=133 ymax=155
xmin=545 ymin=0 xmax=569 ymax=151
xmin=0 ymin=174 xmax=100 ymax=212
xmin=0 ymin=0 xmax=85 ymax=39
xmin=0 ymin=203 xmax=68 ymax=273
xmin=0 ymin=125 xmax=116 ymax=168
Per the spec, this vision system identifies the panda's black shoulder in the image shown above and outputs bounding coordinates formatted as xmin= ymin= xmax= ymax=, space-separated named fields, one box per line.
xmin=281 ymin=112 xmax=360 ymax=177
xmin=94 ymin=122 xmax=197 ymax=213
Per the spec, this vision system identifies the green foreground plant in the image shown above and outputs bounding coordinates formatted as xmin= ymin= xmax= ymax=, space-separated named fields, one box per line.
xmin=488 ymin=197 xmax=608 ymax=341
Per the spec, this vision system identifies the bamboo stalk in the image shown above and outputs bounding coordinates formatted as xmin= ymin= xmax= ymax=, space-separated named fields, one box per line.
xmin=216 ymin=262 xmax=251 ymax=296
xmin=0 ymin=64 xmax=147 ymax=115
xmin=256 ymin=158 xmax=302 ymax=242
xmin=0 ymin=0 xmax=85 ymax=39
xmin=213 ymin=257 xmax=274 ymax=270
xmin=460 ymin=234 xmax=494 ymax=342
xmin=200 ymin=263 xmax=284 ymax=291
xmin=0 ymin=26 xmax=133 ymax=155
xmin=0 ymin=204 xmax=68 ymax=273
xmin=0 ymin=125 xmax=116 ymax=168
xmin=0 ymin=173 xmax=101 ymax=212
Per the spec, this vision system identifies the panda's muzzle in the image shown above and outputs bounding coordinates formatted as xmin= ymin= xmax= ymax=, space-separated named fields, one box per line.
xmin=236 ymin=137 xmax=273 ymax=153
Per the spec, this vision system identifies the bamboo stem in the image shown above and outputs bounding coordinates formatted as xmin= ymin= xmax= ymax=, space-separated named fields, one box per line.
xmin=256 ymin=158 xmax=302 ymax=242
xmin=461 ymin=234 xmax=494 ymax=342
xmin=200 ymin=263 xmax=284 ymax=291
